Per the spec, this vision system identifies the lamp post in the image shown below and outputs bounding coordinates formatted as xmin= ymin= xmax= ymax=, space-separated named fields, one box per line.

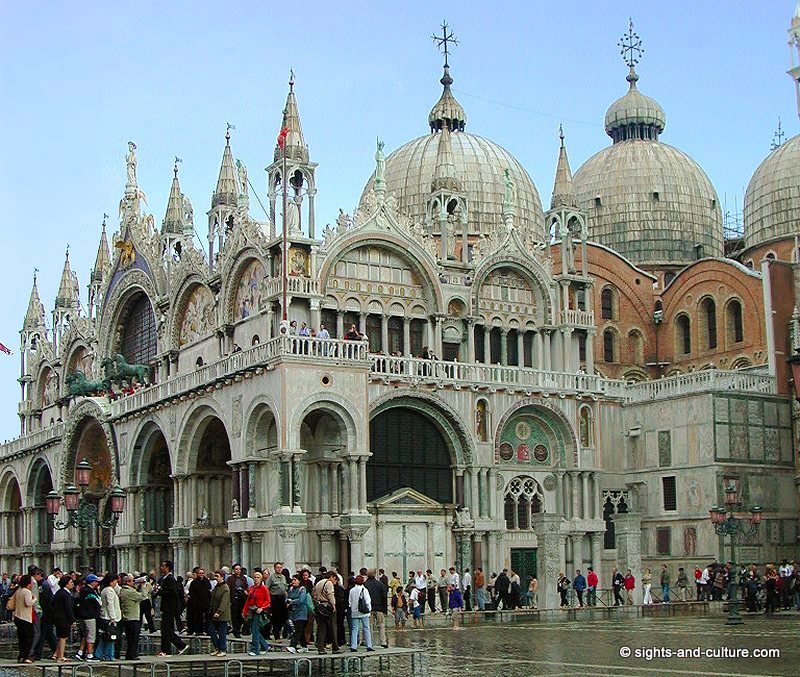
xmin=45 ymin=458 xmax=126 ymax=571
xmin=708 ymin=481 xmax=762 ymax=626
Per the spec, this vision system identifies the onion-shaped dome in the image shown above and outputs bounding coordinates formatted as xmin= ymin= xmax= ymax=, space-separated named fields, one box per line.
xmin=362 ymin=68 xmax=544 ymax=242
xmin=743 ymin=133 xmax=800 ymax=252
xmin=604 ymin=69 xmax=666 ymax=141
xmin=573 ymin=66 xmax=723 ymax=266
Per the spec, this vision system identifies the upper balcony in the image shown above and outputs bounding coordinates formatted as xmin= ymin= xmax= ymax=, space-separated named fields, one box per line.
xmin=625 ymin=369 xmax=776 ymax=402
xmin=561 ymin=308 xmax=595 ymax=328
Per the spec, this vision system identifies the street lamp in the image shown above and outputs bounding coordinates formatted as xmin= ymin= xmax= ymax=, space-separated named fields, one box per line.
xmin=46 ymin=458 xmax=126 ymax=571
xmin=708 ymin=481 xmax=762 ymax=626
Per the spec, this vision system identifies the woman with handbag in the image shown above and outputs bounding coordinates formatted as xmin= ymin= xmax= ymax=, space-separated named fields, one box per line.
xmin=242 ymin=571 xmax=271 ymax=656
xmin=11 ymin=574 xmax=35 ymax=664
xmin=286 ymin=574 xmax=308 ymax=652
xmin=96 ymin=574 xmax=121 ymax=661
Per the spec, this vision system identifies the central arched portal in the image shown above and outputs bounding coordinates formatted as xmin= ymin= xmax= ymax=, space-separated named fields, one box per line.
xmin=366 ymin=400 xmax=464 ymax=577
xmin=368 ymin=408 xmax=453 ymax=503
xmin=68 ymin=417 xmax=117 ymax=572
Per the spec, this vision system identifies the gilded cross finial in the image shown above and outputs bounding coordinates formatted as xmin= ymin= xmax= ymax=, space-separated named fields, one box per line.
xmin=619 ymin=18 xmax=644 ymax=68
xmin=432 ymin=20 xmax=458 ymax=69
xmin=559 ymin=124 xmax=565 ymax=147
xmin=226 ymin=122 xmax=235 ymax=144
xmin=102 ymin=213 xmax=109 ymax=227
xmin=770 ymin=117 xmax=785 ymax=150
xmin=174 ymin=156 xmax=182 ymax=176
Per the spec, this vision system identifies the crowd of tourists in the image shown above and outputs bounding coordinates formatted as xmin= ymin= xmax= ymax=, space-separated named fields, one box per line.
xmin=553 ymin=560 xmax=800 ymax=610
xmin=0 ymin=560 xmax=493 ymax=664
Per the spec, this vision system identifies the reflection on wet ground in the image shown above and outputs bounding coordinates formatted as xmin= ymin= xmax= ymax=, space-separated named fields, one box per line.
xmin=390 ymin=614 xmax=800 ymax=676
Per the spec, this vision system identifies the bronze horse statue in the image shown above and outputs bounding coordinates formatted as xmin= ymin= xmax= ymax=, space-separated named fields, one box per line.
xmin=101 ymin=353 xmax=151 ymax=387
xmin=65 ymin=370 xmax=109 ymax=397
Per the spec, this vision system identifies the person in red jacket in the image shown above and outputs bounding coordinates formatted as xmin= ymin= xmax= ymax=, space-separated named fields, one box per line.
xmin=242 ymin=572 xmax=271 ymax=655
xmin=623 ymin=570 xmax=636 ymax=605
xmin=586 ymin=567 xmax=599 ymax=606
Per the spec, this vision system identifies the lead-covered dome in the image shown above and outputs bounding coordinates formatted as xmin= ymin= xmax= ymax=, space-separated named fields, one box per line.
xmin=743 ymin=133 xmax=800 ymax=251
xmin=574 ymin=66 xmax=723 ymax=266
xmin=361 ymin=67 xmax=544 ymax=242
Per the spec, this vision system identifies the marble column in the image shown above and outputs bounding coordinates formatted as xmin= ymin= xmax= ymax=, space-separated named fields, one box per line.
xmin=381 ymin=314 xmax=389 ymax=354
xmin=329 ymin=464 xmax=339 ymax=515
xmin=581 ymin=472 xmax=590 ymax=520
xmin=241 ymin=534 xmax=251 ymax=570
xmin=488 ymin=468 xmax=497 ymax=519
xmin=336 ymin=311 xmax=344 ymax=338
xmin=359 ymin=313 xmax=367 ymax=336
xmin=426 ymin=522 xmax=435 ymax=565
xmin=543 ymin=330 xmax=551 ymax=371
xmin=571 ymin=473 xmax=579 ymax=520
xmin=533 ymin=330 xmax=543 ymax=370
xmin=500 ymin=329 xmax=508 ymax=366
xmin=358 ymin=458 xmax=367 ymax=511
xmin=434 ymin=316 xmax=443 ymax=357
xmin=470 ymin=469 xmax=479 ymax=517
xmin=310 ymin=299 xmax=321 ymax=332
xmin=455 ymin=470 xmax=465 ymax=507
xmin=517 ymin=331 xmax=524 ymax=367
xmin=349 ymin=459 xmax=358 ymax=513
xmin=590 ymin=531 xmax=603 ymax=584
xmin=467 ymin=319 xmax=476 ymax=363
xmin=403 ymin=318 xmax=411 ymax=357
xmin=319 ymin=531 xmax=334 ymax=567
xmin=483 ymin=326 xmax=491 ymax=364
xmin=614 ymin=513 xmax=643 ymax=604
xmin=586 ymin=331 xmax=595 ymax=375
xmin=572 ymin=532 xmax=584 ymax=569
xmin=375 ymin=522 xmax=385 ymax=569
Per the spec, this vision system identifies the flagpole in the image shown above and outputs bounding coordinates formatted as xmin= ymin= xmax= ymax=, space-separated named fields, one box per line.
xmin=282 ymin=140 xmax=288 ymax=323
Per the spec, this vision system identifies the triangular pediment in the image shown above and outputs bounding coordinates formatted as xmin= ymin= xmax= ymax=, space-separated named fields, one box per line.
xmin=372 ymin=487 xmax=444 ymax=509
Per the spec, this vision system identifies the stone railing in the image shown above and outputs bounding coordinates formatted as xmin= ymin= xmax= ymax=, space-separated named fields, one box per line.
xmin=370 ymin=354 xmax=623 ymax=396
xmin=0 ymin=422 xmax=64 ymax=460
xmin=263 ymin=276 xmax=319 ymax=297
xmin=625 ymin=370 xmax=776 ymax=402
xmin=561 ymin=309 xmax=595 ymax=326
xmin=110 ymin=335 xmax=369 ymax=418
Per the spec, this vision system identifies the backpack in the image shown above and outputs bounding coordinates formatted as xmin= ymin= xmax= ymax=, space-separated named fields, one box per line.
xmin=357 ymin=589 xmax=369 ymax=614
xmin=5 ymin=590 xmax=16 ymax=612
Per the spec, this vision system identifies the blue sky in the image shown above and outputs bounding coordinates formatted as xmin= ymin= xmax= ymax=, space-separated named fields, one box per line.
xmin=0 ymin=1 xmax=796 ymax=441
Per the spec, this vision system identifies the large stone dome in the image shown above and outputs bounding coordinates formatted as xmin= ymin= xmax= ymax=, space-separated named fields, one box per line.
xmin=363 ymin=131 xmax=544 ymax=242
xmin=573 ymin=67 xmax=723 ymax=266
xmin=743 ymin=133 xmax=800 ymax=252
xmin=361 ymin=66 xmax=544 ymax=243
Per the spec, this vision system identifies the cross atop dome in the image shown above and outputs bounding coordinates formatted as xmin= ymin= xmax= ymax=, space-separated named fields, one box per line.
xmin=432 ymin=20 xmax=458 ymax=69
xmin=428 ymin=20 xmax=467 ymax=132
xmin=619 ymin=18 xmax=644 ymax=69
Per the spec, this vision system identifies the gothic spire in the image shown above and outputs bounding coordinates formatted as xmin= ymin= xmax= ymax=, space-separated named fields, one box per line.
xmin=274 ymin=70 xmax=308 ymax=162
xmin=550 ymin=126 xmax=577 ymax=209
xmin=23 ymin=270 xmax=46 ymax=332
xmin=92 ymin=217 xmax=112 ymax=284
xmin=55 ymin=246 xmax=80 ymax=310
xmin=212 ymin=126 xmax=239 ymax=208
xmin=432 ymin=122 xmax=460 ymax=191
xmin=162 ymin=158 xmax=186 ymax=234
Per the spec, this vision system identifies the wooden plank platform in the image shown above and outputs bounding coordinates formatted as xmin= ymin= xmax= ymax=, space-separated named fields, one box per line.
xmin=0 ymin=646 xmax=423 ymax=677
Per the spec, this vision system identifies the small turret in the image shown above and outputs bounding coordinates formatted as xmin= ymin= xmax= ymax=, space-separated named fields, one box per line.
xmin=550 ymin=126 xmax=577 ymax=209
xmin=208 ymin=127 xmax=239 ymax=272
xmin=88 ymin=216 xmax=112 ymax=320
xmin=162 ymin=158 xmax=193 ymax=265
xmin=267 ymin=71 xmax=318 ymax=238
xmin=53 ymin=246 xmax=81 ymax=349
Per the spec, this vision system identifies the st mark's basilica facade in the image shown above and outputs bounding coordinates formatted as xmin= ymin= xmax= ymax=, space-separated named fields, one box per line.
xmin=1 ymin=12 xmax=799 ymax=609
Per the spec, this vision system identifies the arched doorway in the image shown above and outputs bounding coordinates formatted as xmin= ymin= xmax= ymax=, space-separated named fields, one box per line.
xmin=368 ymin=408 xmax=453 ymax=503
xmin=366 ymin=399 xmax=466 ymax=577
xmin=68 ymin=417 xmax=117 ymax=572
xmin=131 ymin=424 xmax=174 ymax=571
xmin=187 ymin=416 xmax=233 ymax=569
xmin=28 ymin=459 xmax=54 ymax=571
xmin=0 ymin=472 xmax=23 ymax=574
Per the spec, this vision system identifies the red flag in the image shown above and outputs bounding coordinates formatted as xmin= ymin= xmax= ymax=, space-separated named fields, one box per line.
xmin=0 ymin=342 xmax=11 ymax=355
xmin=277 ymin=127 xmax=289 ymax=150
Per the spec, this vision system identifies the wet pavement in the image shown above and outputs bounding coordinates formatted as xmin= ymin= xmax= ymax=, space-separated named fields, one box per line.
xmin=390 ymin=614 xmax=800 ymax=677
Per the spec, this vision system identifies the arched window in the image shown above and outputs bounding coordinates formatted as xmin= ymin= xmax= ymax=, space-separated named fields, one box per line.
xmin=119 ymin=293 xmax=157 ymax=366
xmin=675 ymin=315 xmax=691 ymax=355
xmin=504 ymin=476 xmax=543 ymax=530
xmin=627 ymin=329 xmax=645 ymax=366
xmin=603 ymin=329 xmax=616 ymax=363
xmin=664 ymin=272 xmax=676 ymax=287
xmin=726 ymin=300 xmax=744 ymax=345
xmin=700 ymin=298 xmax=717 ymax=349
xmin=601 ymin=287 xmax=615 ymax=320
